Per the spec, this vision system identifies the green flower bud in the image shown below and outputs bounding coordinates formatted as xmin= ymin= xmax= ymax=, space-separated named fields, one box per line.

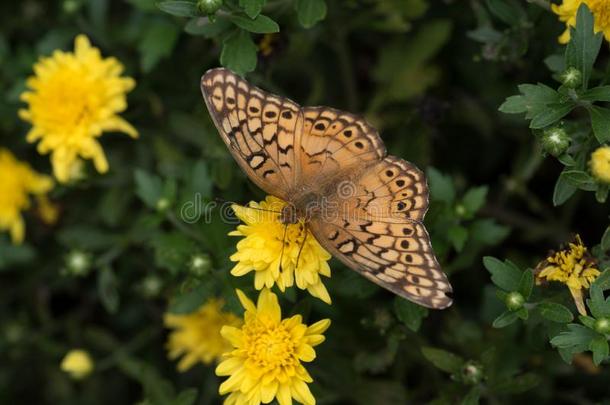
xmin=505 ymin=291 xmax=525 ymax=311
xmin=560 ymin=67 xmax=582 ymax=89
xmin=461 ymin=361 xmax=484 ymax=385
xmin=156 ymin=198 xmax=170 ymax=212
xmin=190 ymin=253 xmax=212 ymax=277
xmin=455 ymin=204 xmax=466 ymax=217
xmin=64 ymin=250 xmax=92 ymax=277
xmin=197 ymin=0 xmax=223 ymax=15
xmin=541 ymin=127 xmax=570 ymax=157
xmin=594 ymin=318 xmax=610 ymax=334
xmin=140 ymin=275 xmax=163 ymax=298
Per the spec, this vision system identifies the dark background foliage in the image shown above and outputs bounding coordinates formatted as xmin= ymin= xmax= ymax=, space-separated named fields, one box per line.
xmin=1 ymin=0 xmax=610 ymax=404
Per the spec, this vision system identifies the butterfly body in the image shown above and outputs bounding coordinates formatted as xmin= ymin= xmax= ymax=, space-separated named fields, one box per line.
xmin=201 ymin=68 xmax=453 ymax=309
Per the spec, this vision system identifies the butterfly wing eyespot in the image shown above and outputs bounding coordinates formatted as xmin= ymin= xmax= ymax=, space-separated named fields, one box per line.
xmin=200 ymin=68 xmax=302 ymax=199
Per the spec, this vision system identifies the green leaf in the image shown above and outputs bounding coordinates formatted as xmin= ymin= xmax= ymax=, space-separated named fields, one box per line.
xmin=517 ymin=83 xmax=560 ymax=119
xmin=515 ymin=306 xmax=529 ymax=320
xmin=295 ymin=0 xmax=327 ymax=28
xmin=561 ymin=169 xmax=597 ymax=191
xmin=461 ymin=386 xmax=481 ymax=405
xmin=492 ymin=373 xmax=541 ymax=394
xmin=229 ymin=13 xmax=279 ymax=34
xmin=394 ymin=297 xmax=429 ymax=332
xmin=589 ymin=335 xmax=609 ymax=366
xmin=152 ymin=232 xmax=197 ymax=275
xmin=517 ymin=269 xmax=534 ymax=299
xmin=553 ymin=171 xmax=578 ymax=206
xmin=169 ymin=282 xmax=215 ymax=314
xmin=421 ymin=347 xmax=464 ymax=373
xmin=157 ymin=1 xmax=197 ymax=17
xmin=580 ymin=315 xmax=597 ymax=329
xmin=185 ymin=16 xmax=231 ymax=37
xmin=492 ymin=310 xmax=519 ymax=328
xmin=483 ymin=256 xmax=522 ymax=291
xmin=587 ymin=282 xmax=610 ymax=318
xmin=139 ymin=20 xmax=180 ymax=72
xmin=239 ymin=0 xmax=266 ymax=18
xmin=537 ymin=302 xmax=574 ymax=323
xmin=220 ymin=30 xmax=257 ymax=75
xmin=486 ymin=0 xmax=525 ymax=26
xmin=550 ymin=323 xmax=597 ymax=351
xmin=135 ymin=169 xmax=163 ymax=208
xmin=172 ymin=389 xmax=198 ymax=405
xmin=529 ymin=103 xmax=575 ymax=129
xmin=498 ymin=95 xmax=526 ymax=114
xmin=0 ymin=239 xmax=35 ymax=270
xmin=98 ymin=267 xmax=119 ymax=314
xmin=427 ymin=167 xmax=455 ymax=204
xmin=565 ymin=3 xmax=603 ymax=90
xmin=581 ymin=86 xmax=610 ymax=102
xmin=588 ymin=105 xmax=610 ymax=143
xmin=602 ymin=227 xmax=610 ymax=252
xmin=462 ymin=186 xmax=488 ymax=214
xmin=447 ymin=225 xmax=468 ymax=252
xmin=470 ymin=219 xmax=510 ymax=245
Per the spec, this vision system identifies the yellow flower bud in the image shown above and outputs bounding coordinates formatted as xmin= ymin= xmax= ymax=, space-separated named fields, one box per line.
xmin=60 ymin=349 xmax=94 ymax=380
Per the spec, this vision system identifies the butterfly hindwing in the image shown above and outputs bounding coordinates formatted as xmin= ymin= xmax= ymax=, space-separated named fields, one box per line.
xmin=201 ymin=68 xmax=302 ymax=198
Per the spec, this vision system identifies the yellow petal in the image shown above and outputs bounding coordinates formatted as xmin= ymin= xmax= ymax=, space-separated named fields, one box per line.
xmin=257 ymin=289 xmax=281 ymax=323
xmin=236 ymin=289 xmax=257 ymax=313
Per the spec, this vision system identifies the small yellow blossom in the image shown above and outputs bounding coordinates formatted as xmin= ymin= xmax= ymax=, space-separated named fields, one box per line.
xmin=165 ymin=299 xmax=242 ymax=372
xmin=60 ymin=349 xmax=94 ymax=379
xmin=552 ymin=0 xmax=610 ymax=44
xmin=590 ymin=145 xmax=610 ymax=184
xmin=230 ymin=196 xmax=332 ymax=304
xmin=0 ymin=148 xmax=53 ymax=244
xmin=19 ymin=34 xmax=138 ymax=183
xmin=216 ymin=289 xmax=330 ymax=405
xmin=535 ymin=235 xmax=600 ymax=315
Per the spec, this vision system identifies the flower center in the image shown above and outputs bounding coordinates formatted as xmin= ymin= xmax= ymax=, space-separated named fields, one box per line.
xmin=244 ymin=320 xmax=296 ymax=370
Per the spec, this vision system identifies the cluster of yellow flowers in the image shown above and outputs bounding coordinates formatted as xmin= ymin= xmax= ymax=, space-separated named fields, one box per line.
xmin=552 ymin=0 xmax=610 ymax=43
xmin=0 ymin=34 xmax=137 ymax=245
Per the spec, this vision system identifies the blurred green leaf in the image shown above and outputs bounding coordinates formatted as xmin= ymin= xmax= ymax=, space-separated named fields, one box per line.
xmin=135 ymin=169 xmax=164 ymax=208
xmin=470 ymin=219 xmax=510 ymax=245
xmin=427 ymin=167 xmax=455 ymax=204
xmin=589 ymin=335 xmax=609 ymax=366
xmin=394 ymin=297 xmax=429 ymax=332
xmin=561 ymin=170 xmax=597 ymax=191
xmin=229 ymin=13 xmax=279 ymax=34
xmin=295 ymin=0 xmax=327 ymax=28
xmin=517 ymin=269 xmax=533 ymax=299
xmin=537 ymin=302 xmax=574 ymax=323
xmin=157 ymin=1 xmax=198 ymax=17
xmin=98 ymin=267 xmax=120 ymax=314
xmin=565 ymin=3 xmax=602 ymax=90
xmin=0 ymin=240 xmax=35 ymax=270
xmin=462 ymin=186 xmax=488 ymax=215
xmin=553 ymin=171 xmax=578 ymax=206
xmin=492 ymin=310 xmax=519 ymax=328
xmin=551 ymin=324 xmax=597 ymax=351
xmin=220 ymin=29 xmax=257 ymax=74
xmin=139 ymin=20 xmax=180 ymax=72
xmin=421 ymin=347 xmax=464 ymax=373
xmin=486 ymin=0 xmax=525 ymax=26
xmin=492 ymin=373 xmax=541 ymax=394
xmin=169 ymin=282 xmax=214 ymax=314
xmin=185 ymin=16 xmax=231 ymax=37
xmin=239 ymin=0 xmax=266 ymax=19
xmin=448 ymin=225 xmax=468 ymax=252
xmin=581 ymin=85 xmax=610 ymax=102
xmin=483 ymin=256 xmax=521 ymax=291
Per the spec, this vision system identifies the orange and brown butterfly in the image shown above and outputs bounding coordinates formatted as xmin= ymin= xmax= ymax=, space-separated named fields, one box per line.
xmin=200 ymin=67 xmax=453 ymax=309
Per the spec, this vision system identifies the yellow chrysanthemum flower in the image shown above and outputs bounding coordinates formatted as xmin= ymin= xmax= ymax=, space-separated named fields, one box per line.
xmin=590 ymin=145 xmax=610 ymax=184
xmin=216 ymin=289 xmax=330 ymax=405
xmin=60 ymin=349 xmax=94 ymax=380
xmin=19 ymin=34 xmax=138 ymax=183
xmin=552 ymin=0 xmax=610 ymax=44
xmin=0 ymin=148 xmax=53 ymax=244
xmin=165 ymin=298 xmax=242 ymax=372
xmin=229 ymin=196 xmax=332 ymax=304
xmin=535 ymin=235 xmax=600 ymax=315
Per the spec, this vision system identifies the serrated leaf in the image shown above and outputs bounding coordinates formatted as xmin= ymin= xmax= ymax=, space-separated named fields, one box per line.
xmin=498 ymin=95 xmax=527 ymax=114
xmin=394 ymin=297 xmax=429 ymax=332
xmin=588 ymin=105 xmax=610 ymax=143
xmin=157 ymin=1 xmax=197 ymax=17
xmin=561 ymin=169 xmax=597 ymax=190
xmin=529 ymin=103 xmax=575 ymax=129
xmin=220 ymin=29 xmax=257 ymax=74
xmin=295 ymin=0 xmax=326 ymax=28
xmin=587 ymin=282 xmax=610 ymax=318
xmin=581 ymin=86 xmax=610 ymax=102
xmin=492 ymin=310 xmax=519 ymax=328
xmin=421 ymin=347 xmax=464 ymax=373
xmin=537 ymin=302 xmax=574 ymax=323
xmin=551 ymin=323 xmax=597 ymax=351
xmin=565 ymin=3 xmax=602 ymax=90
xmin=483 ymin=256 xmax=522 ymax=291
xmin=517 ymin=83 xmax=560 ymax=119
xmin=229 ymin=13 xmax=279 ymax=34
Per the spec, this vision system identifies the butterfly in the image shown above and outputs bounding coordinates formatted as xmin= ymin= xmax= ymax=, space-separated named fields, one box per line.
xmin=200 ymin=68 xmax=453 ymax=309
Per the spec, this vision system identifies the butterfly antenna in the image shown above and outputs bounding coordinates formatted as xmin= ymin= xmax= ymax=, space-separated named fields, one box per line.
xmin=278 ymin=222 xmax=289 ymax=272
xmin=213 ymin=197 xmax=281 ymax=214
xmin=295 ymin=226 xmax=308 ymax=272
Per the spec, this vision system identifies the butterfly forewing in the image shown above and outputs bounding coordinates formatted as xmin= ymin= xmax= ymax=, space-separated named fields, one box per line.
xmin=201 ymin=68 xmax=302 ymax=198
xmin=201 ymin=68 xmax=453 ymax=309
